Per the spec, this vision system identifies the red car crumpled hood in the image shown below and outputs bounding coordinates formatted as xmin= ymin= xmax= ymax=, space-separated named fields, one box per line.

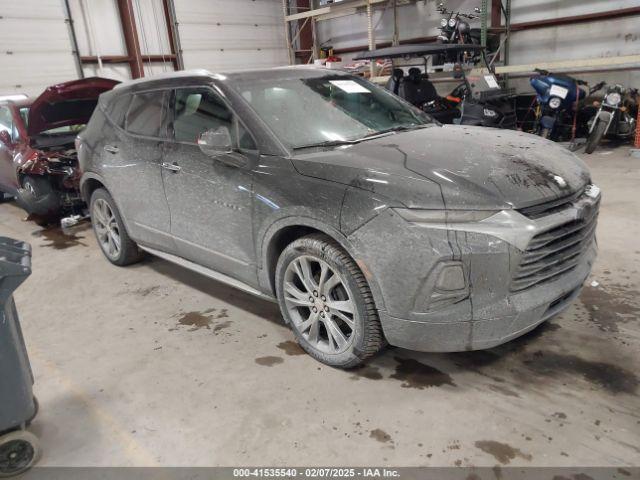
xmin=27 ymin=77 xmax=119 ymax=136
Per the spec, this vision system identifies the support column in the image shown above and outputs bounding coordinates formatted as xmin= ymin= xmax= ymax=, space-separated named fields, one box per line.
xmin=282 ymin=0 xmax=295 ymax=65
xmin=162 ymin=0 xmax=183 ymax=70
xmin=481 ymin=0 xmax=488 ymax=47
xmin=116 ymin=0 xmax=144 ymax=78
xmin=367 ymin=0 xmax=375 ymax=77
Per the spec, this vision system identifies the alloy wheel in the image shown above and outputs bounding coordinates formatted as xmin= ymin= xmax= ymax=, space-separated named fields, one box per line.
xmin=22 ymin=180 xmax=36 ymax=197
xmin=92 ymin=198 xmax=121 ymax=260
xmin=283 ymin=255 xmax=356 ymax=354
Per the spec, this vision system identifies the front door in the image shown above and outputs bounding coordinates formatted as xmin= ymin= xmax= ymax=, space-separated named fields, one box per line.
xmin=161 ymin=87 xmax=257 ymax=284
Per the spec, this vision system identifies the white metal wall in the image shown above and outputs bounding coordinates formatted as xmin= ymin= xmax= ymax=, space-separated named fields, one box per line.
xmin=173 ymin=0 xmax=289 ymax=72
xmin=0 ymin=0 xmax=290 ymax=96
xmin=0 ymin=0 xmax=80 ymax=97
xmin=68 ymin=0 xmax=174 ymax=81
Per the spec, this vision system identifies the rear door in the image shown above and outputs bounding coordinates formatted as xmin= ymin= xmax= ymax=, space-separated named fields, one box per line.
xmin=101 ymin=90 xmax=175 ymax=252
xmin=161 ymin=86 xmax=258 ymax=284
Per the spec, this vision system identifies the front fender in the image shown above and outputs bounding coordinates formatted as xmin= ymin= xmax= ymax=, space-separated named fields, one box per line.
xmin=590 ymin=110 xmax=613 ymax=134
xmin=257 ymin=213 xmax=387 ymax=313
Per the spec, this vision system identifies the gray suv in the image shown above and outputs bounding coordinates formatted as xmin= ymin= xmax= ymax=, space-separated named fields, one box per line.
xmin=78 ymin=68 xmax=600 ymax=368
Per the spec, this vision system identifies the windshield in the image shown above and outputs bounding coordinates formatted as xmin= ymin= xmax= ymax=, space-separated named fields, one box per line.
xmin=234 ymin=74 xmax=433 ymax=149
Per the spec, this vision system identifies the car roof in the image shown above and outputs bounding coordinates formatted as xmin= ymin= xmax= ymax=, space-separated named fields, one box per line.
xmin=113 ymin=66 xmax=350 ymax=91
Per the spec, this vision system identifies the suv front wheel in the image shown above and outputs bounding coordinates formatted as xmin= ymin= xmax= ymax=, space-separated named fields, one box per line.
xmin=90 ymin=188 xmax=144 ymax=266
xmin=275 ymin=234 xmax=384 ymax=368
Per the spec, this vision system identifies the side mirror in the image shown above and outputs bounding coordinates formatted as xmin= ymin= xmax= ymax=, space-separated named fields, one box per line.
xmin=0 ymin=130 xmax=12 ymax=148
xmin=197 ymin=126 xmax=233 ymax=156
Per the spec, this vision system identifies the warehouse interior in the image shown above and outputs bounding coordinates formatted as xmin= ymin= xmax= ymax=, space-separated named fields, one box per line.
xmin=0 ymin=0 xmax=639 ymax=477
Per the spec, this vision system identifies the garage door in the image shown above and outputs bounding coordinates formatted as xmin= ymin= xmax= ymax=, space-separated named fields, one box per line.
xmin=0 ymin=0 xmax=79 ymax=97
xmin=173 ymin=0 xmax=289 ymax=72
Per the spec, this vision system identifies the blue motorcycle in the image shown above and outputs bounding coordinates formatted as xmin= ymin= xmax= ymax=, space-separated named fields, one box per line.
xmin=530 ymin=68 xmax=604 ymax=140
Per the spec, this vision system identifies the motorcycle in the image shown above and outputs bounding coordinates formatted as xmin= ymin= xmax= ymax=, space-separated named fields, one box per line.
xmin=529 ymin=68 xmax=604 ymax=141
xmin=584 ymin=85 xmax=638 ymax=154
xmin=435 ymin=3 xmax=499 ymax=64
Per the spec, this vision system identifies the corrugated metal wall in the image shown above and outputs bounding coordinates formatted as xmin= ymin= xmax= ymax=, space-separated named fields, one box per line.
xmin=1 ymin=0 xmax=637 ymax=97
xmin=174 ymin=0 xmax=289 ymax=72
xmin=0 ymin=0 xmax=289 ymax=96
xmin=0 ymin=0 xmax=80 ymax=97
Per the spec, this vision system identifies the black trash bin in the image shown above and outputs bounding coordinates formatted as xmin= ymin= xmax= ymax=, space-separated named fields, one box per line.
xmin=0 ymin=237 xmax=40 ymax=477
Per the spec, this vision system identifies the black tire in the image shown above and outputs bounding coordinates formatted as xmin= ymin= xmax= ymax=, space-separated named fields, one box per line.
xmin=0 ymin=191 xmax=12 ymax=203
xmin=584 ymin=119 xmax=607 ymax=154
xmin=0 ymin=430 xmax=40 ymax=477
xmin=90 ymin=188 xmax=144 ymax=266
xmin=18 ymin=176 xmax=60 ymax=215
xmin=275 ymin=234 xmax=384 ymax=368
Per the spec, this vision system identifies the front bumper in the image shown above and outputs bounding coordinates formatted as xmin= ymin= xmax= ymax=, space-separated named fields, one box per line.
xmin=348 ymin=193 xmax=599 ymax=353
xmin=380 ymin=243 xmax=595 ymax=352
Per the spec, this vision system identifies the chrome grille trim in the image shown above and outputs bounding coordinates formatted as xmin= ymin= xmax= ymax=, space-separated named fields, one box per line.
xmin=511 ymin=196 xmax=599 ymax=292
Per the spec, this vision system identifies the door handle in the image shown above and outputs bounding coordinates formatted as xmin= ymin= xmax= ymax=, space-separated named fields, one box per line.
xmin=162 ymin=162 xmax=181 ymax=173
xmin=104 ymin=145 xmax=119 ymax=154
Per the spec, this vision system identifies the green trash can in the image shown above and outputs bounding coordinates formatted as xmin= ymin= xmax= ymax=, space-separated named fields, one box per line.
xmin=0 ymin=237 xmax=40 ymax=477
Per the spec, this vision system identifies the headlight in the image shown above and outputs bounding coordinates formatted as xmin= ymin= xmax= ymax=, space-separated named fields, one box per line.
xmin=440 ymin=18 xmax=448 ymax=27
xmin=605 ymin=92 xmax=621 ymax=106
xmin=549 ymin=97 xmax=562 ymax=109
xmin=448 ymin=18 xmax=457 ymax=27
xmin=394 ymin=209 xmax=499 ymax=224
xmin=483 ymin=108 xmax=497 ymax=117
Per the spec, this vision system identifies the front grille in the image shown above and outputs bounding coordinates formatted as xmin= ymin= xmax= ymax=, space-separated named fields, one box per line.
xmin=511 ymin=198 xmax=599 ymax=292
xmin=519 ymin=188 xmax=586 ymax=219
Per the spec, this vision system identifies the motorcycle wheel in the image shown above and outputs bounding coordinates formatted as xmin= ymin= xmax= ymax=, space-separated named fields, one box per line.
xmin=585 ymin=119 xmax=607 ymax=154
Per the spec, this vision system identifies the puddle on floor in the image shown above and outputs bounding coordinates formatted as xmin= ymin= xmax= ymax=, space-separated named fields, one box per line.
xmin=474 ymin=440 xmax=532 ymax=465
xmin=32 ymin=225 xmax=88 ymax=250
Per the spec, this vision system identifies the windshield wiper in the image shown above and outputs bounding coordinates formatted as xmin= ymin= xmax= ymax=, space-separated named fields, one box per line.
xmin=292 ymin=125 xmax=430 ymax=150
xmin=360 ymin=124 xmax=430 ymax=139
xmin=293 ymin=139 xmax=361 ymax=150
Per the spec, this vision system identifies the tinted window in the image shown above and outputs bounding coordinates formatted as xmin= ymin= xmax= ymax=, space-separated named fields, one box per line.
xmin=173 ymin=88 xmax=233 ymax=144
xmin=126 ymin=91 xmax=168 ymax=137
xmin=106 ymin=93 xmax=131 ymax=128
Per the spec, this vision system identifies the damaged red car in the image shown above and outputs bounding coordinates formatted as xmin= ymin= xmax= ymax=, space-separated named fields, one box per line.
xmin=0 ymin=77 xmax=118 ymax=216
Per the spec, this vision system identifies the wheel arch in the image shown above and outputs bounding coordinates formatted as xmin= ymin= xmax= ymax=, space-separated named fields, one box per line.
xmin=259 ymin=217 xmax=386 ymax=312
xmin=80 ymin=173 xmax=107 ymax=203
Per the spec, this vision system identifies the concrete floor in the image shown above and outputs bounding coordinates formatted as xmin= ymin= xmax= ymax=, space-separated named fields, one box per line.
xmin=0 ymin=146 xmax=638 ymax=468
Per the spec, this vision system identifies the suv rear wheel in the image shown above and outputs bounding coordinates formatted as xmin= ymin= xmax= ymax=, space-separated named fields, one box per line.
xmin=90 ymin=188 xmax=143 ymax=266
xmin=275 ymin=234 xmax=384 ymax=368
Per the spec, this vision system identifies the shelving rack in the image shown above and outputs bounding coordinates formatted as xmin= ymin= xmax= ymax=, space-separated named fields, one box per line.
xmin=281 ymin=0 xmax=640 ymax=82
xmin=282 ymin=0 xmax=408 ymax=75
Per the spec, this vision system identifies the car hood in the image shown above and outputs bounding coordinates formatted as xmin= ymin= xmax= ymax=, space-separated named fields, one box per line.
xmin=27 ymin=77 xmax=119 ymax=136
xmin=291 ymin=125 xmax=591 ymax=210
